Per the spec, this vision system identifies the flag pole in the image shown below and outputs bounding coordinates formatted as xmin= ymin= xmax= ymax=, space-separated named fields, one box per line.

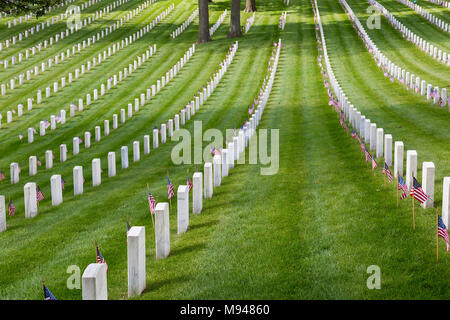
xmin=396 ymin=172 xmax=399 ymax=208
xmin=436 ymin=207 xmax=439 ymax=261
xmin=412 ymin=173 xmax=415 ymax=231
xmin=146 ymin=184 xmax=155 ymax=228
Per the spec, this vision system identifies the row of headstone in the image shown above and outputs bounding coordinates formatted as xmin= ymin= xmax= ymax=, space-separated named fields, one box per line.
xmin=2 ymin=0 xmax=99 ymax=54
xmin=30 ymin=2 xmax=176 ymax=139
xmin=0 ymin=0 xmax=134 ymax=98
xmin=14 ymin=43 xmax=190 ymax=188
xmin=4 ymin=0 xmax=78 ymax=29
xmin=62 ymin=42 xmax=241 ymax=299
xmin=0 ymin=0 xmax=131 ymax=69
xmin=1 ymin=41 xmax=255 ymax=302
xmin=170 ymin=8 xmax=198 ymax=39
xmin=2 ymin=0 xmax=166 ymax=129
xmin=244 ymin=12 xmax=256 ymax=33
xmin=424 ymin=0 xmax=450 ymax=8
xmin=340 ymin=0 xmax=448 ymax=109
xmin=278 ymin=11 xmax=286 ymax=31
xmin=209 ymin=9 xmax=227 ymax=36
xmin=369 ymin=0 xmax=450 ymax=66
xmin=397 ymin=0 xmax=450 ymax=33
xmin=313 ymin=1 xmax=450 ymax=227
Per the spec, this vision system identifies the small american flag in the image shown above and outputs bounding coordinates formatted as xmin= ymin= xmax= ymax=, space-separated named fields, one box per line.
xmin=19 ymin=134 xmax=23 ymax=140
xmin=210 ymin=146 xmax=221 ymax=156
xmin=351 ymin=129 xmax=357 ymax=138
xmin=0 ymin=170 xmax=5 ymax=181
xmin=365 ymin=149 xmax=371 ymax=163
xmin=127 ymin=219 xmax=131 ymax=234
xmin=439 ymin=98 xmax=445 ymax=107
xmin=37 ymin=158 xmax=42 ymax=166
xmin=398 ymin=175 xmax=408 ymax=200
xmin=8 ymin=200 xmax=15 ymax=216
xmin=371 ymin=153 xmax=378 ymax=171
xmin=96 ymin=243 xmax=108 ymax=273
xmin=382 ymin=162 xmax=393 ymax=182
xmin=36 ymin=186 xmax=44 ymax=202
xmin=187 ymin=173 xmax=193 ymax=192
xmin=167 ymin=176 xmax=175 ymax=200
xmin=147 ymin=187 xmax=157 ymax=215
xmin=61 ymin=177 xmax=65 ymax=190
xmin=43 ymin=285 xmax=56 ymax=300
xmin=409 ymin=176 xmax=429 ymax=204
xmin=438 ymin=215 xmax=449 ymax=252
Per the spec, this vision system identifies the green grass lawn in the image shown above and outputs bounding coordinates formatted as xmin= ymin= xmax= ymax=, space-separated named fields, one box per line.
xmin=0 ymin=0 xmax=449 ymax=300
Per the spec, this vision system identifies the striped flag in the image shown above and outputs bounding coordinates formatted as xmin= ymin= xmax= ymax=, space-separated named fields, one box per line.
xmin=61 ymin=177 xmax=65 ymax=190
xmin=147 ymin=186 xmax=157 ymax=215
xmin=409 ymin=177 xmax=429 ymax=204
xmin=187 ymin=173 xmax=193 ymax=193
xmin=36 ymin=186 xmax=44 ymax=202
xmin=372 ymin=153 xmax=378 ymax=171
xmin=43 ymin=285 xmax=56 ymax=300
xmin=127 ymin=219 xmax=131 ymax=234
xmin=365 ymin=149 xmax=371 ymax=163
xmin=0 ymin=170 xmax=5 ymax=181
xmin=96 ymin=242 xmax=108 ymax=273
xmin=382 ymin=162 xmax=393 ymax=182
xmin=398 ymin=175 xmax=408 ymax=200
xmin=438 ymin=215 xmax=449 ymax=252
xmin=8 ymin=200 xmax=15 ymax=216
xmin=167 ymin=176 xmax=175 ymax=200
xmin=351 ymin=129 xmax=357 ymax=138
xmin=37 ymin=158 xmax=42 ymax=166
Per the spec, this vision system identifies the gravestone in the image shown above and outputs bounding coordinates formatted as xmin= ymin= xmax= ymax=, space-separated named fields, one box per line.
xmin=228 ymin=142 xmax=234 ymax=169
xmin=213 ymin=155 xmax=221 ymax=186
xmin=45 ymin=151 xmax=53 ymax=169
xmin=221 ymin=149 xmax=229 ymax=177
xmin=153 ymin=129 xmax=159 ymax=149
xmin=24 ymin=182 xmax=38 ymax=218
xmin=394 ymin=141 xmax=404 ymax=177
xmin=50 ymin=174 xmax=63 ymax=206
xmin=193 ymin=172 xmax=202 ymax=214
xmin=204 ymin=162 xmax=213 ymax=198
xmin=384 ymin=134 xmax=392 ymax=167
xmin=376 ymin=128 xmax=383 ymax=158
xmin=443 ymin=177 xmax=450 ymax=228
xmin=60 ymin=144 xmax=67 ymax=162
xmin=92 ymin=158 xmax=101 ymax=186
xmin=73 ymin=166 xmax=84 ymax=195
xmin=177 ymin=185 xmax=189 ymax=234
xmin=155 ymin=203 xmax=170 ymax=259
xmin=0 ymin=196 xmax=5 ymax=233
xmin=421 ymin=162 xmax=435 ymax=209
xmin=108 ymin=152 xmax=116 ymax=177
xmin=370 ymin=123 xmax=377 ymax=151
xmin=95 ymin=126 xmax=101 ymax=142
xmin=121 ymin=146 xmax=129 ymax=169
xmin=28 ymin=128 xmax=34 ymax=143
xmin=85 ymin=132 xmax=91 ymax=148
xmin=406 ymin=150 xmax=417 ymax=190
xmin=29 ymin=156 xmax=37 ymax=176
xmin=127 ymin=226 xmax=146 ymax=297
xmin=82 ymin=263 xmax=108 ymax=300
xmin=133 ymin=141 xmax=140 ymax=162
xmin=73 ymin=137 xmax=80 ymax=155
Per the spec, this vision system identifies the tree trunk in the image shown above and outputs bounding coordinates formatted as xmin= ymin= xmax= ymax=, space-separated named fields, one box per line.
xmin=244 ymin=0 xmax=256 ymax=12
xmin=198 ymin=0 xmax=211 ymax=43
xmin=227 ymin=0 xmax=242 ymax=38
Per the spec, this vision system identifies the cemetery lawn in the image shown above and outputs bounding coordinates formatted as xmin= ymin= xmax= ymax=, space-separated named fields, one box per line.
xmin=0 ymin=0 xmax=449 ymax=300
